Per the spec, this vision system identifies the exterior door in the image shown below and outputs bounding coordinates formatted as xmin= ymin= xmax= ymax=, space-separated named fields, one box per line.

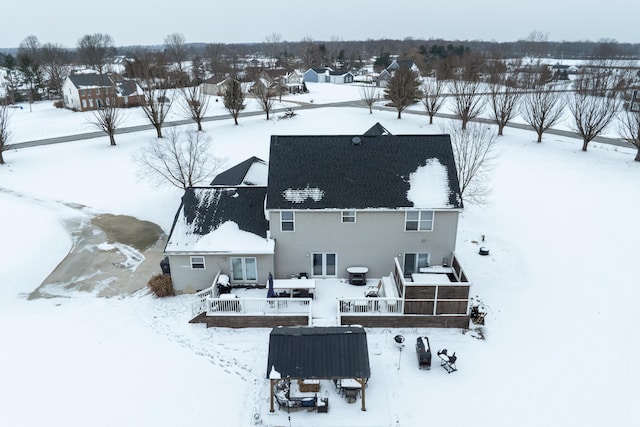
xmin=312 ymin=253 xmax=337 ymax=277
xmin=403 ymin=253 xmax=430 ymax=277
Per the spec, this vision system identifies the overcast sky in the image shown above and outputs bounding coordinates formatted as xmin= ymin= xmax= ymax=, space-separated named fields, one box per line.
xmin=2 ymin=0 xmax=638 ymax=49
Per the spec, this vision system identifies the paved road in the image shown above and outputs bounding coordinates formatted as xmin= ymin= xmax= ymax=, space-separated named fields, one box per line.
xmin=8 ymin=100 xmax=634 ymax=150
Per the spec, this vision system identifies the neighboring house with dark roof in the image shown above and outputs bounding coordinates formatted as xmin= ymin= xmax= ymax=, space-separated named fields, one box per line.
xmin=303 ymin=67 xmax=355 ymax=84
xmin=303 ymin=67 xmax=331 ymax=83
xmin=377 ymin=60 xmax=421 ymax=88
xmin=255 ymin=69 xmax=304 ymax=94
xmin=62 ymin=73 xmax=142 ymax=111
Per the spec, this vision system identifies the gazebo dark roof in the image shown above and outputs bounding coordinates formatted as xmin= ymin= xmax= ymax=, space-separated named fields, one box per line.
xmin=266 ymin=326 xmax=370 ymax=379
xmin=266 ymin=133 xmax=462 ymax=210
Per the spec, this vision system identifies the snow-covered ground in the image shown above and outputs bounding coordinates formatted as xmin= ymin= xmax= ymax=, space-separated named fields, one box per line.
xmin=1 ymin=85 xmax=639 ymax=427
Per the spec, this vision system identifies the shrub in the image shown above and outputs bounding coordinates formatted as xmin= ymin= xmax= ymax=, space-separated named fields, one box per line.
xmin=53 ymin=100 xmax=64 ymax=109
xmin=148 ymin=273 xmax=174 ymax=297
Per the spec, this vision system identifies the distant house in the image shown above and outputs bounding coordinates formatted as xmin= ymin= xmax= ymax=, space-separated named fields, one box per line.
xmin=377 ymin=60 xmax=421 ymax=88
xmin=61 ymin=73 xmax=143 ymax=111
xmin=303 ymin=67 xmax=354 ymax=84
xmin=200 ymin=76 xmax=249 ymax=96
xmin=303 ymin=67 xmax=333 ymax=83
xmin=254 ymin=69 xmax=304 ymax=94
xmin=167 ymin=124 xmax=472 ymax=329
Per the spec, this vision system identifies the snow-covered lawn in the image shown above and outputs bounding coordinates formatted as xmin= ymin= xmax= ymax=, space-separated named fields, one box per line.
xmin=1 ymin=87 xmax=639 ymax=426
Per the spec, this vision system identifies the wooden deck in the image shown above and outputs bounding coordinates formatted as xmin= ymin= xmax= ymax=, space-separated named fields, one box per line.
xmin=190 ymin=312 xmax=310 ymax=328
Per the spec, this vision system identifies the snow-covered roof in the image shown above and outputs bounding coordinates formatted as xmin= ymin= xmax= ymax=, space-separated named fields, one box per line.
xmin=165 ymin=187 xmax=273 ymax=254
xmin=266 ymin=131 xmax=463 ymax=211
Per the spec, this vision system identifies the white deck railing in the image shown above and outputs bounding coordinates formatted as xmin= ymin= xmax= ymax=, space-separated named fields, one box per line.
xmin=338 ymin=297 xmax=403 ymax=315
xmin=204 ymin=297 xmax=312 ymax=316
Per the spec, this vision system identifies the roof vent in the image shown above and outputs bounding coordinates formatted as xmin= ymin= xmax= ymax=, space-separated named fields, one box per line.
xmin=352 ymin=136 xmax=362 ymax=145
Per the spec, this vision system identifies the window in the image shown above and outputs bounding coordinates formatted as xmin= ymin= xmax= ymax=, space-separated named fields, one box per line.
xmin=231 ymin=257 xmax=257 ymax=281
xmin=405 ymin=210 xmax=434 ymax=231
xmin=403 ymin=253 xmax=429 ymax=276
xmin=190 ymin=256 xmax=205 ymax=269
xmin=341 ymin=210 xmax=356 ymax=223
xmin=81 ymin=99 xmax=87 ymax=108
xmin=281 ymin=211 xmax=294 ymax=231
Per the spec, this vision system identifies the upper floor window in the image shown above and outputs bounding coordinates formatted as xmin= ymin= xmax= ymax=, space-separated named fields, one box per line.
xmin=405 ymin=210 xmax=434 ymax=231
xmin=342 ymin=210 xmax=356 ymax=223
xmin=281 ymin=211 xmax=294 ymax=231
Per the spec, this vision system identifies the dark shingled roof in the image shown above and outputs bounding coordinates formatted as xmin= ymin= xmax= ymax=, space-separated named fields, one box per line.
xmin=266 ymin=326 xmax=371 ymax=379
xmin=171 ymin=186 xmax=269 ymax=239
xmin=266 ymin=133 xmax=462 ymax=210
xmin=210 ymin=156 xmax=267 ymax=186
xmin=363 ymin=122 xmax=392 ymax=136
xmin=68 ymin=73 xmax=113 ymax=88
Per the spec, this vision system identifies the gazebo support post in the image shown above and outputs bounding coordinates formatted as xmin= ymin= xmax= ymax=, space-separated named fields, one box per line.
xmin=357 ymin=378 xmax=366 ymax=411
xmin=269 ymin=379 xmax=276 ymax=412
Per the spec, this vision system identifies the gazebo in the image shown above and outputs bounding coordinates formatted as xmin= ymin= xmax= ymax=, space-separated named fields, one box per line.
xmin=266 ymin=326 xmax=371 ymax=411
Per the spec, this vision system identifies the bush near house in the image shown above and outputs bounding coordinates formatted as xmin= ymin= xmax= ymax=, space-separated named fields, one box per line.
xmin=148 ymin=273 xmax=174 ymax=297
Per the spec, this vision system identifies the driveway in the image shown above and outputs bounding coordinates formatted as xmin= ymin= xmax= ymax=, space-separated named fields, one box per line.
xmin=30 ymin=213 xmax=167 ymax=299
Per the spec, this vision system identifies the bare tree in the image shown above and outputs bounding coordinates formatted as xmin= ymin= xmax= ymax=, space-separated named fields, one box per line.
xmin=618 ymin=107 xmax=640 ymax=161
xmin=131 ymin=53 xmax=172 ymax=138
xmin=520 ymin=85 xmax=566 ymax=142
xmin=449 ymin=77 xmax=484 ymax=130
xmin=359 ymin=83 xmax=379 ymax=114
xmin=134 ymin=129 xmax=223 ymax=189
xmin=264 ymin=33 xmax=282 ymax=63
xmin=17 ymin=35 xmax=44 ymax=110
xmin=77 ymin=33 xmax=115 ymax=74
xmin=179 ymin=84 xmax=210 ymax=131
xmin=164 ymin=33 xmax=189 ymax=87
xmin=384 ymin=66 xmax=422 ymax=119
xmin=489 ymin=80 xmax=522 ymax=136
xmin=223 ymin=79 xmax=245 ymax=125
xmin=0 ymin=103 xmax=12 ymax=164
xmin=90 ymin=92 xmax=125 ymax=146
xmin=444 ymin=121 xmax=498 ymax=205
xmin=164 ymin=33 xmax=187 ymax=71
xmin=421 ymin=78 xmax=445 ymax=124
xmin=253 ymin=83 xmax=276 ymax=120
xmin=40 ymin=43 xmax=70 ymax=98
xmin=569 ymin=73 xmax=620 ymax=151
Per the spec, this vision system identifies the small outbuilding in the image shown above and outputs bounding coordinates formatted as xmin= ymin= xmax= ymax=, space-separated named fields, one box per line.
xmin=266 ymin=326 xmax=371 ymax=411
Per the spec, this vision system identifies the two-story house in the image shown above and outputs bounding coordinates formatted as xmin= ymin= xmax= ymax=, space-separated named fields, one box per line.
xmin=62 ymin=73 xmax=142 ymax=111
xmin=167 ymin=125 xmax=463 ymax=286
xmin=167 ymin=125 xmax=471 ymax=328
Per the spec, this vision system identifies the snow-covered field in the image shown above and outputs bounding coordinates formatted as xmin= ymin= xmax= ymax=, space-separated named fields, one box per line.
xmin=1 ymin=85 xmax=639 ymax=427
